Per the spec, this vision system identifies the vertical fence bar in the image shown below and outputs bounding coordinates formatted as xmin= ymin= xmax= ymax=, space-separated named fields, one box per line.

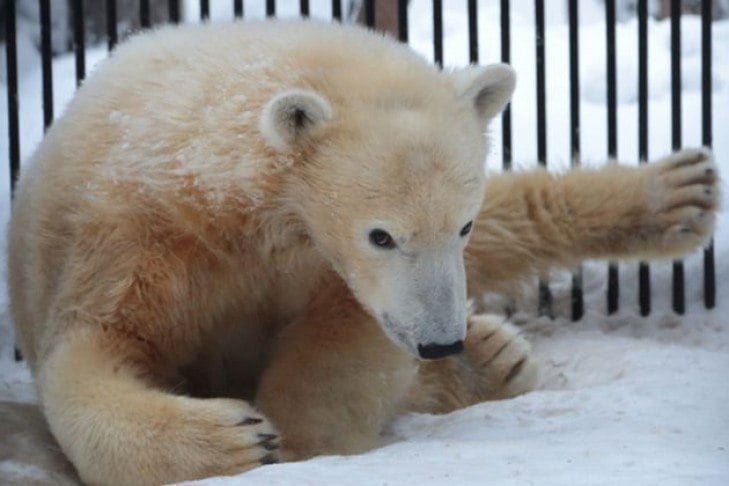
xmin=72 ymin=0 xmax=85 ymax=86
xmin=364 ymin=0 xmax=375 ymax=28
xmin=169 ymin=0 xmax=180 ymax=23
xmin=702 ymin=0 xmax=715 ymax=309
xmin=267 ymin=0 xmax=276 ymax=17
xmin=568 ymin=0 xmax=583 ymax=321
xmin=606 ymin=0 xmax=619 ymax=314
xmin=398 ymin=0 xmax=408 ymax=42
xmin=638 ymin=0 xmax=651 ymax=316
xmin=535 ymin=0 xmax=546 ymax=166
xmin=467 ymin=0 xmax=478 ymax=63
xmin=501 ymin=0 xmax=512 ymax=171
xmin=433 ymin=0 xmax=443 ymax=67
xmin=300 ymin=0 xmax=309 ymax=17
xmin=107 ymin=0 xmax=118 ymax=51
xmin=670 ymin=0 xmax=685 ymax=314
xmin=40 ymin=0 xmax=54 ymax=131
xmin=140 ymin=0 xmax=151 ymax=28
xmin=200 ymin=0 xmax=210 ymax=20
xmin=332 ymin=0 xmax=342 ymax=21
xmin=535 ymin=0 xmax=552 ymax=317
xmin=234 ymin=0 xmax=243 ymax=18
xmin=5 ymin=0 xmax=19 ymax=192
xmin=6 ymin=0 xmax=20 ymax=362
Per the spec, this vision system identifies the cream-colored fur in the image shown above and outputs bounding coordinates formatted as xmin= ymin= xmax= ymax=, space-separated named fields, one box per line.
xmin=7 ymin=20 xmax=718 ymax=485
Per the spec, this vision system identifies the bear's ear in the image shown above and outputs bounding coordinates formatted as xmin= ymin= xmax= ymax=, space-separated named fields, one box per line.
xmin=260 ymin=89 xmax=333 ymax=151
xmin=451 ymin=63 xmax=516 ymax=122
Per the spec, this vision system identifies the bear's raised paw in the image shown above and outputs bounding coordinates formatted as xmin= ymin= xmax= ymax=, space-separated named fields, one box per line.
xmin=644 ymin=147 xmax=719 ymax=255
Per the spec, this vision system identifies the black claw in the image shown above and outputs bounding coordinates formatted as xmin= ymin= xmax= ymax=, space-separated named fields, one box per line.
xmin=705 ymin=188 xmax=712 ymax=195
xmin=680 ymin=226 xmax=693 ymax=234
xmin=260 ymin=453 xmax=279 ymax=465
xmin=238 ymin=417 xmax=263 ymax=426
xmin=257 ymin=433 xmax=278 ymax=441
xmin=261 ymin=441 xmax=280 ymax=451
xmin=705 ymin=168 xmax=715 ymax=175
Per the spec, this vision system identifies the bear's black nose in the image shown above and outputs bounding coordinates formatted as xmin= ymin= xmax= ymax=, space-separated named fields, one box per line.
xmin=417 ymin=340 xmax=464 ymax=360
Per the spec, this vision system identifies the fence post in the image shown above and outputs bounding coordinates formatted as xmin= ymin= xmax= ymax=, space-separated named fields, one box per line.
xmin=638 ymin=0 xmax=651 ymax=316
xmin=606 ymin=0 xmax=620 ymax=314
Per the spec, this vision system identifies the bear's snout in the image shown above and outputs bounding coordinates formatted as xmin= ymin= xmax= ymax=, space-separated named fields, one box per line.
xmin=417 ymin=340 xmax=464 ymax=360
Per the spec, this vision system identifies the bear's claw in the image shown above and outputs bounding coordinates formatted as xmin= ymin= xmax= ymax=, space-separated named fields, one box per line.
xmin=238 ymin=417 xmax=264 ymax=426
xmin=260 ymin=453 xmax=279 ymax=465
xmin=644 ymin=147 xmax=719 ymax=254
xmin=464 ymin=314 xmax=539 ymax=400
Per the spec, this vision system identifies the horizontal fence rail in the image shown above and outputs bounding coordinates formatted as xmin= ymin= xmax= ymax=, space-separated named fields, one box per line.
xmin=1 ymin=0 xmax=718 ymax=346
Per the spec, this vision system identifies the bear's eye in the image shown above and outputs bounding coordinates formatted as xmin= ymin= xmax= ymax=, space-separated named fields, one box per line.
xmin=369 ymin=229 xmax=397 ymax=249
xmin=460 ymin=221 xmax=473 ymax=237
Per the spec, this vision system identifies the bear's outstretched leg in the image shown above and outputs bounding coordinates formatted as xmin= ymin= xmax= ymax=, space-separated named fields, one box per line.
xmin=404 ymin=314 xmax=538 ymax=414
xmin=38 ymin=327 xmax=279 ymax=485
xmin=256 ymin=278 xmax=417 ymax=460
xmin=466 ymin=148 xmax=719 ymax=295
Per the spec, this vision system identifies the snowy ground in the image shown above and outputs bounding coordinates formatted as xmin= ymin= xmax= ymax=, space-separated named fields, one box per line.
xmin=1 ymin=1 xmax=728 ymax=485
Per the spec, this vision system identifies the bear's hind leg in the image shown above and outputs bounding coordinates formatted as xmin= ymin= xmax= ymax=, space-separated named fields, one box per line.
xmin=39 ymin=327 xmax=279 ymax=485
xmin=404 ymin=314 xmax=538 ymax=414
xmin=256 ymin=278 xmax=417 ymax=460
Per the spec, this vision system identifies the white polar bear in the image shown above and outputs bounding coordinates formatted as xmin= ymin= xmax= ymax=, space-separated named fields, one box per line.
xmin=8 ymin=20 xmax=718 ymax=485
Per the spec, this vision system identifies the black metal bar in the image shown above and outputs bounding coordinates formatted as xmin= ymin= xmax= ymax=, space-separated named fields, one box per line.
xmin=7 ymin=0 xmax=23 ymax=363
xmin=5 ymin=0 xmax=20 ymax=193
xmin=670 ymin=0 xmax=685 ymax=315
xmin=500 ymin=0 xmax=511 ymax=171
xmin=702 ymin=0 xmax=715 ymax=309
xmin=433 ymin=0 xmax=443 ymax=67
xmin=267 ymin=0 xmax=276 ymax=17
xmin=169 ymin=0 xmax=180 ymax=23
xmin=300 ymin=0 xmax=309 ymax=17
xmin=398 ymin=0 xmax=408 ymax=42
xmin=106 ymin=0 xmax=118 ymax=51
xmin=364 ymin=0 xmax=375 ymax=27
xmin=140 ymin=0 xmax=151 ymax=28
xmin=233 ymin=0 xmax=243 ymax=18
xmin=568 ymin=0 xmax=583 ymax=321
xmin=72 ymin=0 xmax=85 ymax=86
xmin=606 ymin=0 xmax=619 ymax=314
xmin=40 ymin=0 xmax=53 ymax=131
xmin=638 ymin=0 xmax=650 ymax=316
xmin=467 ymin=0 xmax=478 ymax=63
xmin=534 ymin=0 xmax=552 ymax=317
xmin=200 ymin=0 xmax=209 ymax=20
xmin=332 ymin=0 xmax=342 ymax=21
xmin=535 ymin=0 xmax=546 ymax=166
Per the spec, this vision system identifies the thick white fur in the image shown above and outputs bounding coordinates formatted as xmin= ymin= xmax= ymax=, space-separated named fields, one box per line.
xmin=8 ymin=19 xmax=719 ymax=485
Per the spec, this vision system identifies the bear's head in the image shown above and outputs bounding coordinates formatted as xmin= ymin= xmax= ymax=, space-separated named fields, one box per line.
xmin=260 ymin=63 xmax=515 ymax=360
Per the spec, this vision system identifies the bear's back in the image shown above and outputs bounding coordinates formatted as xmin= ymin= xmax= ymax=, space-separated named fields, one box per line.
xmin=27 ymin=21 xmax=449 ymax=198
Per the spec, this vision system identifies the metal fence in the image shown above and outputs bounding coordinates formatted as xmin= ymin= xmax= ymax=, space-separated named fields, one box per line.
xmin=2 ymin=0 xmax=717 ymax=323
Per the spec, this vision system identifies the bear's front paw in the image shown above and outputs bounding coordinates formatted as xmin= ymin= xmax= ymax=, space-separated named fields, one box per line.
xmin=646 ymin=147 xmax=719 ymax=255
xmin=169 ymin=397 xmax=280 ymax=478
xmin=464 ymin=314 xmax=539 ymax=400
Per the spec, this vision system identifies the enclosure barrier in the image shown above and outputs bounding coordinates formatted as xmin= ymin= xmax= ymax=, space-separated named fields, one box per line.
xmin=2 ymin=0 xmax=716 ymax=333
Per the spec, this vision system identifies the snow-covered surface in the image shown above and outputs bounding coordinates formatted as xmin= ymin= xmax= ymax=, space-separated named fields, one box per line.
xmin=1 ymin=1 xmax=728 ymax=485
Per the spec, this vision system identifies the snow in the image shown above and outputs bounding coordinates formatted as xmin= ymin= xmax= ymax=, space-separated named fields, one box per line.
xmin=1 ymin=1 xmax=728 ymax=484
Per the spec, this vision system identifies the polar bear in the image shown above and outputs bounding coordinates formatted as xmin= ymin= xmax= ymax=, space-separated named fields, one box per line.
xmin=8 ymin=20 xmax=718 ymax=485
